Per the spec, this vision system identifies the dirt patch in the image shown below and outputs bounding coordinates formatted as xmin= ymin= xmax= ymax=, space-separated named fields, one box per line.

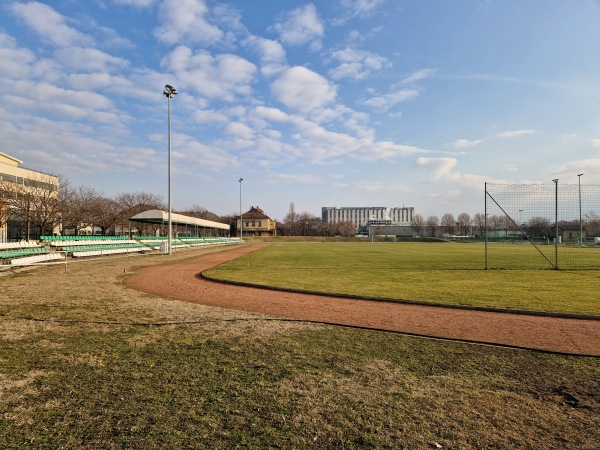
xmin=123 ymin=244 xmax=600 ymax=356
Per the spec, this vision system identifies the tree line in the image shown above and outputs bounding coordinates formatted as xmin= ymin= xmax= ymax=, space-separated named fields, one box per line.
xmin=1 ymin=174 xmax=233 ymax=240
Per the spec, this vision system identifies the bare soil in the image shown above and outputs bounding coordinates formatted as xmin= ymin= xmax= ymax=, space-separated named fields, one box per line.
xmin=123 ymin=244 xmax=600 ymax=356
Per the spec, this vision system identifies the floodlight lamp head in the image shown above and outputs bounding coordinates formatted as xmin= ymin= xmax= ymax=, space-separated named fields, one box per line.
xmin=239 ymin=178 xmax=243 ymax=182
xmin=578 ymin=173 xmax=583 ymax=177
xmin=552 ymin=179 xmax=559 ymax=183
xmin=163 ymin=84 xmax=177 ymax=98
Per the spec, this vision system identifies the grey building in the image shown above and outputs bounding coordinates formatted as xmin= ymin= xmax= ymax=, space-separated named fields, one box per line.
xmin=322 ymin=206 xmax=415 ymax=235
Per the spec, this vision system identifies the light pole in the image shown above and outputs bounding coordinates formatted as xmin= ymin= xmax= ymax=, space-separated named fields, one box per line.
xmin=578 ymin=173 xmax=583 ymax=246
xmin=239 ymin=178 xmax=243 ymax=244
xmin=164 ymin=84 xmax=177 ymax=255
xmin=518 ymin=209 xmax=523 ymax=241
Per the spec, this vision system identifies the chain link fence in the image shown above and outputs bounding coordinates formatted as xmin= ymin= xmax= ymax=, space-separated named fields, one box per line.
xmin=484 ymin=182 xmax=600 ymax=269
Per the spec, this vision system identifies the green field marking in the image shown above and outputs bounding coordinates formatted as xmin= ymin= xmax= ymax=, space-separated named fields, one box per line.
xmin=205 ymin=242 xmax=600 ymax=315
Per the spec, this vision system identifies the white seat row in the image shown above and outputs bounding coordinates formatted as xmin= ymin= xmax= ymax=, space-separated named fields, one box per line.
xmin=51 ymin=239 xmax=139 ymax=247
xmin=0 ymin=241 xmax=41 ymax=250
xmin=11 ymin=253 xmax=64 ymax=266
xmin=72 ymin=246 xmax=152 ymax=258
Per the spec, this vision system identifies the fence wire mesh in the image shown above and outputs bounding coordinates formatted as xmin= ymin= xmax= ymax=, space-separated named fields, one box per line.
xmin=485 ymin=183 xmax=600 ymax=269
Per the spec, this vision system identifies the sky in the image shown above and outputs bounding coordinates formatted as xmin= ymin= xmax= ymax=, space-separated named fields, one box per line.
xmin=1 ymin=0 xmax=599 ymax=221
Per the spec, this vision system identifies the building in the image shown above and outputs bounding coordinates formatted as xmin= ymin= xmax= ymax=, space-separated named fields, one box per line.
xmin=0 ymin=152 xmax=59 ymax=242
xmin=237 ymin=206 xmax=277 ymax=237
xmin=322 ymin=206 xmax=415 ymax=236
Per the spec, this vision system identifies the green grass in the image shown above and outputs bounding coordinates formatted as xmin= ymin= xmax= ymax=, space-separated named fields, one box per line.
xmin=205 ymin=242 xmax=600 ymax=315
xmin=1 ymin=248 xmax=599 ymax=448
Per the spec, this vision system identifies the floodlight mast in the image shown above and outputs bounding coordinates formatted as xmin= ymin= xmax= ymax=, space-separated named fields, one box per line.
xmin=164 ymin=84 xmax=177 ymax=255
xmin=239 ymin=178 xmax=243 ymax=244
xmin=578 ymin=173 xmax=583 ymax=246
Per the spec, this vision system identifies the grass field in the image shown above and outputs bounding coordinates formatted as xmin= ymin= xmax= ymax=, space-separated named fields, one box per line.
xmin=204 ymin=242 xmax=600 ymax=316
xmin=1 ymin=247 xmax=599 ymax=448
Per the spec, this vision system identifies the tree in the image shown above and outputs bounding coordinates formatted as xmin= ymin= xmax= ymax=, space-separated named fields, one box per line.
xmin=115 ymin=191 xmax=164 ymax=236
xmin=283 ymin=202 xmax=299 ymax=236
xmin=457 ymin=212 xmax=471 ymax=236
xmin=60 ymin=185 xmax=103 ymax=235
xmin=585 ymin=212 xmax=600 ymax=237
xmin=411 ymin=214 xmax=426 ymax=237
xmin=426 ymin=215 xmax=439 ymax=237
xmin=337 ymin=221 xmax=355 ymax=237
xmin=297 ymin=212 xmax=319 ymax=236
xmin=473 ymin=213 xmax=486 ymax=237
xmin=440 ymin=213 xmax=456 ymax=236
xmin=89 ymin=196 xmax=120 ymax=235
xmin=7 ymin=173 xmax=63 ymax=240
xmin=0 ymin=178 xmax=13 ymax=238
xmin=527 ymin=216 xmax=551 ymax=238
xmin=488 ymin=215 xmax=507 ymax=237
xmin=316 ymin=220 xmax=336 ymax=237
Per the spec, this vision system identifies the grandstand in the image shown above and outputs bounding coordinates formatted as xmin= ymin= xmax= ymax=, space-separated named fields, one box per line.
xmin=1 ymin=209 xmax=239 ymax=267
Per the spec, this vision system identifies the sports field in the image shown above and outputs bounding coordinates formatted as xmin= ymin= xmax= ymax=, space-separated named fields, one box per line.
xmin=1 ymin=246 xmax=599 ymax=448
xmin=205 ymin=242 xmax=600 ymax=316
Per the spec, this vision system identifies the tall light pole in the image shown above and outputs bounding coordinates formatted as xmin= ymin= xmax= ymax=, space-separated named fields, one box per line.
xmin=578 ymin=173 xmax=583 ymax=246
xmin=164 ymin=84 xmax=177 ymax=255
xmin=239 ymin=178 xmax=243 ymax=244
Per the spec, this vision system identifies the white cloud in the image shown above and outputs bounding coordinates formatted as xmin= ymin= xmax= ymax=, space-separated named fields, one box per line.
xmin=161 ymin=46 xmax=257 ymax=101
xmin=361 ymin=68 xmax=434 ymax=111
xmin=10 ymin=2 xmax=94 ymax=48
xmin=361 ymin=89 xmax=419 ymax=111
xmin=450 ymin=139 xmax=483 ymax=148
xmin=328 ymin=47 xmax=391 ymax=80
xmin=414 ymin=157 xmax=457 ymax=180
xmin=225 ymin=121 xmax=255 ymax=140
xmin=495 ymin=129 xmax=536 ymax=139
xmin=270 ymin=4 xmax=324 ymax=50
xmin=333 ymin=0 xmax=385 ymax=25
xmin=154 ymin=0 xmax=223 ymax=46
xmin=352 ymin=181 xmax=409 ymax=192
xmin=3 ymin=80 xmax=116 ymax=122
xmin=54 ymin=47 xmax=129 ymax=72
xmin=243 ymin=36 xmax=288 ymax=76
xmin=592 ymin=139 xmax=600 ymax=149
xmin=271 ymin=66 xmax=337 ymax=113
xmin=0 ymin=33 xmax=37 ymax=78
xmin=114 ymin=0 xmax=157 ymax=6
xmin=398 ymin=68 xmax=436 ymax=85
xmin=340 ymin=0 xmax=385 ymax=18
xmin=266 ymin=173 xmax=321 ymax=184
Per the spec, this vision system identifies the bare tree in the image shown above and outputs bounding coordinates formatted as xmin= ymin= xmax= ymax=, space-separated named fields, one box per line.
xmin=411 ymin=214 xmax=426 ymax=237
xmin=283 ymin=202 xmax=299 ymax=236
xmin=426 ymin=215 xmax=439 ymax=237
xmin=115 ymin=191 xmax=164 ymax=237
xmin=6 ymin=173 xmax=63 ymax=240
xmin=0 ymin=178 xmax=13 ymax=238
xmin=297 ymin=212 xmax=319 ymax=236
xmin=60 ymin=185 xmax=103 ymax=235
xmin=337 ymin=221 xmax=355 ymax=237
xmin=527 ymin=216 xmax=551 ymax=238
xmin=440 ymin=213 xmax=456 ymax=236
xmin=488 ymin=215 xmax=505 ymax=237
xmin=323 ymin=221 xmax=338 ymax=236
xmin=473 ymin=213 xmax=486 ymax=237
xmin=457 ymin=212 xmax=471 ymax=236
xmin=90 ymin=196 xmax=120 ymax=235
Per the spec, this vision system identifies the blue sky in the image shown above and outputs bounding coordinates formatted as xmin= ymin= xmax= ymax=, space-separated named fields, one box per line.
xmin=1 ymin=0 xmax=598 ymax=221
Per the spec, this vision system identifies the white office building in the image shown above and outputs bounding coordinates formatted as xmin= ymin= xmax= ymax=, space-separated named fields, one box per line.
xmin=322 ymin=206 xmax=415 ymax=235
